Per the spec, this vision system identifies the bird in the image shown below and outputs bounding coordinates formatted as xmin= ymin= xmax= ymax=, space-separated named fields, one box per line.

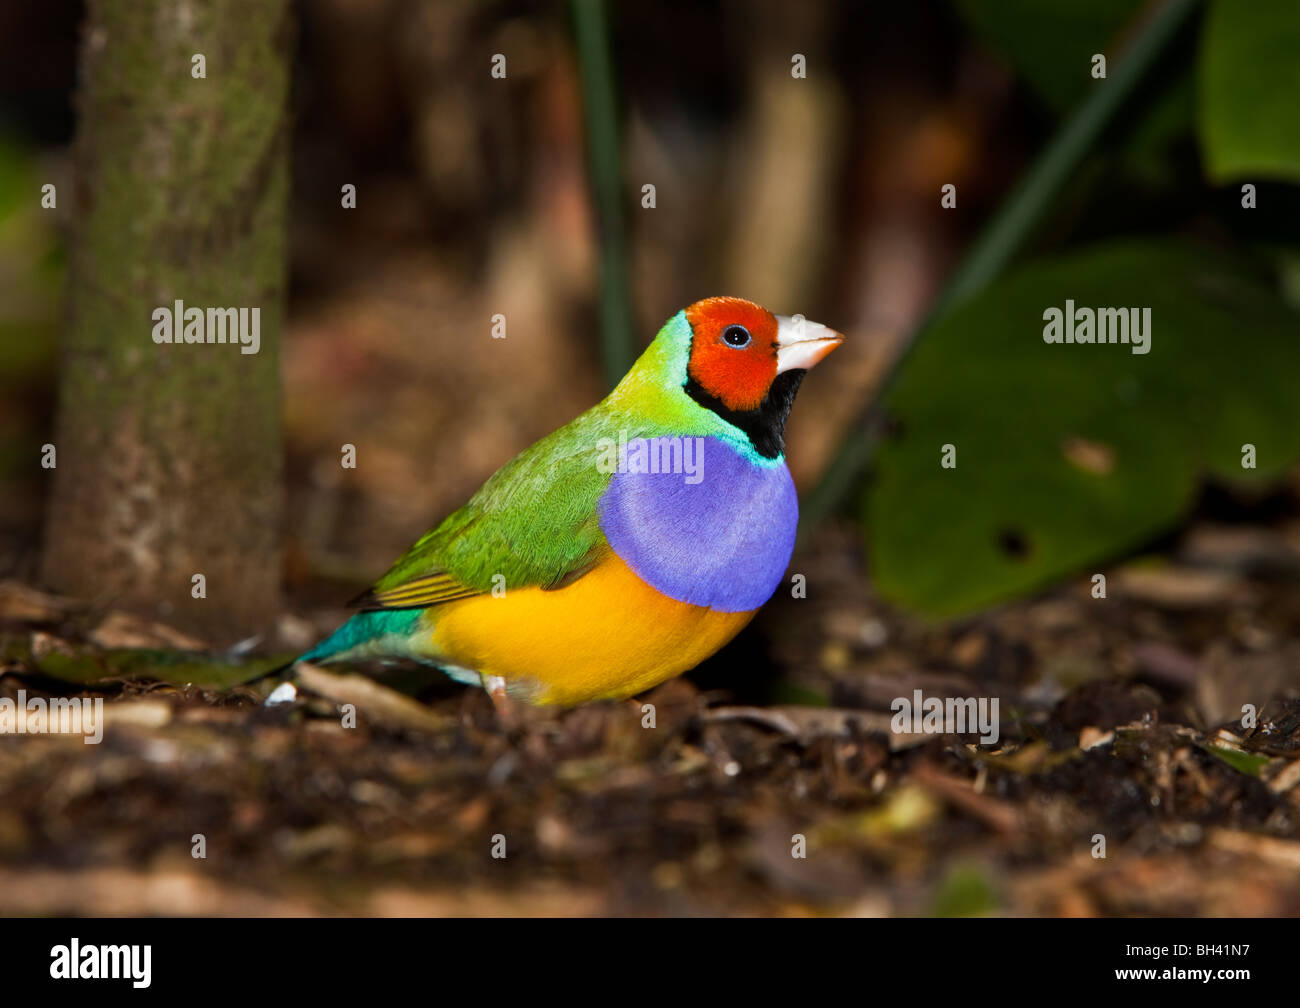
xmin=293 ymin=296 xmax=841 ymax=707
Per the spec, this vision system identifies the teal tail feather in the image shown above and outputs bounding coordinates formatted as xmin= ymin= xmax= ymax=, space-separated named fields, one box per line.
xmin=246 ymin=609 xmax=436 ymax=689
xmin=297 ymin=608 xmax=427 ymax=666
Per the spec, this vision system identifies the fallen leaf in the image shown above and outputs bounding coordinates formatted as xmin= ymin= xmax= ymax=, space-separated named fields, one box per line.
xmin=295 ymin=663 xmax=452 ymax=733
xmin=1200 ymin=743 xmax=1270 ymax=778
xmin=89 ymin=612 xmax=205 ymax=651
xmin=0 ymin=582 xmax=83 ymax=623
xmin=1114 ymin=565 xmax=1243 ymax=608
xmin=1078 ymin=726 xmax=1113 ymax=750
xmin=30 ymin=637 xmax=287 ymax=690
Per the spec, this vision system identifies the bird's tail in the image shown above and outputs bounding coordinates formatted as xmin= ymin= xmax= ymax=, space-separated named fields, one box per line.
xmin=241 ymin=626 xmax=342 ymax=688
xmin=245 ymin=608 xmax=426 ymax=688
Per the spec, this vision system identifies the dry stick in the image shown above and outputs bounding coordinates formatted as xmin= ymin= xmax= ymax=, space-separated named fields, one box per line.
xmin=799 ymin=0 xmax=1202 ymax=541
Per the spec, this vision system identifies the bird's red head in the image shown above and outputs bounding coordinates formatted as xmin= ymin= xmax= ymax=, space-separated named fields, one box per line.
xmin=680 ymin=296 xmax=842 ymax=459
xmin=684 ymin=296 xmax=842 ymax=413
xmin=685 ymin=297 xmax=781 ymax=412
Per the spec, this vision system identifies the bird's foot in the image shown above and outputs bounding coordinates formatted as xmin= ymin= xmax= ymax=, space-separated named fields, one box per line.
xmin=482 ymin=674 xmax=522 ymax=730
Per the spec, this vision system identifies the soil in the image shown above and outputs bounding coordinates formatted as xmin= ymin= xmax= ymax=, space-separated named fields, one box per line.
xmin=2 ymin=519 xmax=1299 ymax=917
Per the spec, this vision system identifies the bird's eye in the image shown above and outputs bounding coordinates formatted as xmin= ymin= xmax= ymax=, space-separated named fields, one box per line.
xmin=721 ymin=324 xmax=751 ymax=348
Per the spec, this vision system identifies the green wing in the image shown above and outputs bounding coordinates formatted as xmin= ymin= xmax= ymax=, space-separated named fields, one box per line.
xmin=352 ymin=409 xmax=619 ymax=611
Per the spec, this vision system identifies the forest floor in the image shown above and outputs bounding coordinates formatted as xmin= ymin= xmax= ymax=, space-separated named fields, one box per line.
xmin=2 ymin=520 xmax=1300 ymax=917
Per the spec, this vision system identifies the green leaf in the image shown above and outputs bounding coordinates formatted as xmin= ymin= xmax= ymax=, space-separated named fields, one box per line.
xmin=33 ymin=645 xmax=289 ymax=690
xmin=955 ymin=0 xmax=1142 ymax=112
xmin=863 ymin=240 xmax=1300 ymax=616
xmin=1201 ymin=744 xmax=1270 ymax=778
xmin=1199 ymin=0 xmax=1300 ymax=183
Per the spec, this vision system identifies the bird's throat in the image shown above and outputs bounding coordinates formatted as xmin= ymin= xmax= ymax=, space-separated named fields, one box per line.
xmin=682 ymin=369 xmax=806 ymax=460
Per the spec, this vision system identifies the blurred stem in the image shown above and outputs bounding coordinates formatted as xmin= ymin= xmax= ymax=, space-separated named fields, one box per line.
xmin=572 ymin=0 xmax=635 ymax=387
xmin=800 ymin=0 xmax=1201 ymax=540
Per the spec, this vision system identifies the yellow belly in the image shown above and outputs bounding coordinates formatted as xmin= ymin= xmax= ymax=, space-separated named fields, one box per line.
xmin=424 ymin=552 xmax=755 ymax=705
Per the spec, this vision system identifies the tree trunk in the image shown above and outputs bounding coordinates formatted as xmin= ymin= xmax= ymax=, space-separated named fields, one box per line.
xmin=43 ymin=0 xmax=291 ymax=641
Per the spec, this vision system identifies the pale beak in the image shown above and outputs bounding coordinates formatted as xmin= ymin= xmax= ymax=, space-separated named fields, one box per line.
xmin=775 ymin=315 xmax=843 ymax=374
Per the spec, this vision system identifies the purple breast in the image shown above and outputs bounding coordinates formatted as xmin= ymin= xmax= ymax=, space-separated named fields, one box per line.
xmin=597 ymin=436 xmax=798 ymax=612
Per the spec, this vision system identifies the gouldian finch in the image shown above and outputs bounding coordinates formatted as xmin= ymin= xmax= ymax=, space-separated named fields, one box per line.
xmin=296 ymin=297 xmax=841 ymax=706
